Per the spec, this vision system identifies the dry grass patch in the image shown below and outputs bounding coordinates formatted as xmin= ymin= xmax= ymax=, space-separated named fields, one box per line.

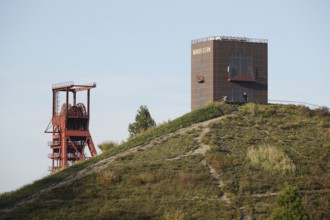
xmin=163 ymin=210 xmax=187 ymax=220
xmin=127 ymin=172 xmax=155 ymax=186
xmin=247 ymin=145 xmax=295 ymax=174
xmin=97 ymin=170 xmax=121 ymax=185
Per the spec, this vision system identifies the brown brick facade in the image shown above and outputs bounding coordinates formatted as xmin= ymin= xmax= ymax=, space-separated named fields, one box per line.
xmin=191 ymin=36 xmax=268 ymax=110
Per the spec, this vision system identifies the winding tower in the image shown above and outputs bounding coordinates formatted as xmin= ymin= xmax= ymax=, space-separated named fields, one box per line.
xmin=45 ymin=81 xmax=97 ymax=172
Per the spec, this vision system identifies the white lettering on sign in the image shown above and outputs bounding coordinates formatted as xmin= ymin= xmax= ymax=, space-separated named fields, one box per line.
xmin=192 ymin=47 xmax=211 ymax=55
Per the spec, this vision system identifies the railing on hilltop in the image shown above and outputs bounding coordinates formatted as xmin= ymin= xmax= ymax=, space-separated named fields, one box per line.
xmin=192 ymin=36 xmax=268 ymax=44
xmin=268 ymin=99 xmax=321 ymax=109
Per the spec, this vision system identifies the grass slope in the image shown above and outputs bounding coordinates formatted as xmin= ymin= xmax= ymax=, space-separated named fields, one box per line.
xmin=0 ymin=103 xmax=329 ymax=219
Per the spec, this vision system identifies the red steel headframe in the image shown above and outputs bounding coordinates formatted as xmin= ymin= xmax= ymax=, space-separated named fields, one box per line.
xmin=45 ymin=82 xmax=97 ymax=172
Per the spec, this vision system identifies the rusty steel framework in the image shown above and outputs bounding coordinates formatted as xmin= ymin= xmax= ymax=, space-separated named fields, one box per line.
xmin=45 ymin=81 xmax=97 ymax=172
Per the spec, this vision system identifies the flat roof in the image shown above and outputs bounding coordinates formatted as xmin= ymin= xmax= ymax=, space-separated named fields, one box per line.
xmin=191 ymin=36 xmax=268 ymax=44
xmin=52 ymin=81 xmax=96 ymax=90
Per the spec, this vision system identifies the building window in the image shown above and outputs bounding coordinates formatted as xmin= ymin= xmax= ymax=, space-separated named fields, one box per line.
xmin=228 ymin=54 xmax=254 ymax=81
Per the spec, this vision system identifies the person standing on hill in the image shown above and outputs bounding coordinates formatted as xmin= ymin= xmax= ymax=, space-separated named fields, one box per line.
xmin=242 ymin=92 xmax=248 ymax=102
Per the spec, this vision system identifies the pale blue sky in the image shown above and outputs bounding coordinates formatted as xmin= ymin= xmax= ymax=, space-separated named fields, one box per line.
xmin=0 ymin=0 xmax=329 ymax=192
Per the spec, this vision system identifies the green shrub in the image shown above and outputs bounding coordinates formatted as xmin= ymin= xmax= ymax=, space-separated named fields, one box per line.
xmin=297 ymin=106 xmax=313 ymax=117
xmin=270 ymin=185 xmax=309 ymax=220
xmin=98 ymin=140 xmax=119 ymax=152
xmin=314 ymin=106 xmax=330 ymax=118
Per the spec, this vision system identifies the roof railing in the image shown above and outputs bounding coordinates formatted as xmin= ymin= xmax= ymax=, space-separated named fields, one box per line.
xmin=52 ymin=81 xmax=74 ymax=89
xmin=52 ymin=81 xmax=96 ymax=90
xmin=192 ymin=36 xmax=268 ymax=44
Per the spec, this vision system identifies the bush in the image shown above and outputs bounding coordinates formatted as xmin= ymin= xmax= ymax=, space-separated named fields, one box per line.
xmin=298 ymin=106 xmax=313 ymax=117
xmin=270 ymin=185 xmax=309 ymax=220
xmin=314 ymin=106 xmax=330 ymax=117
xmin=98 ymin=140 xmax=118 ymax=152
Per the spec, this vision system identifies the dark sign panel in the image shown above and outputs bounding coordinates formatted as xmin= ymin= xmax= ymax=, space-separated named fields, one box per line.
xmin=228 ymin=54 xmax=255 ymax=82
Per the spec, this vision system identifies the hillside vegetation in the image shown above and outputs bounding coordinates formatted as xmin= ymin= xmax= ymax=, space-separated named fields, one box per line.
xmin=0 ymin=103 xmax=329 ymax=219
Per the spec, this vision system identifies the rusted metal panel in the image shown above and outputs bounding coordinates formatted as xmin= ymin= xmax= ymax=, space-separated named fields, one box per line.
xmin=227 ymin=74 xmax=256 ymax=82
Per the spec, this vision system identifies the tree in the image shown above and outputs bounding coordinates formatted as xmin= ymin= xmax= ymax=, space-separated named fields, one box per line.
xmin=128 ymin=105 xmax=156 ymax=137
xmin=270 ymin=185 xmax=309 ymax=220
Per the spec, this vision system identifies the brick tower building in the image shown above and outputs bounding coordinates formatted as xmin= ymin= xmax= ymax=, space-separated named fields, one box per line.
xmin=191 ymin=36 xmax=268 ymax=110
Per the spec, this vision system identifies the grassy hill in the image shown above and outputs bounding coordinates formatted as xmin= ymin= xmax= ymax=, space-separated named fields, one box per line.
xmin=0 ymin=103 xmax=329 ymax=219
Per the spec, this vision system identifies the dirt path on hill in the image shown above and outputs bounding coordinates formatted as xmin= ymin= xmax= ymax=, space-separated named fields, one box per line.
xmin=61 ymin=116 xmax=225 ymax=183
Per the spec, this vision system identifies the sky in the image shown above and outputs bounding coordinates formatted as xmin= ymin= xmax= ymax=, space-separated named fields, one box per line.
xmin=0 ymin=0 xmax=329 ymax=193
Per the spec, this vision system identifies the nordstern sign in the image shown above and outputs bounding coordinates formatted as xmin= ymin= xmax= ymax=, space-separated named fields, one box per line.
xmin=192 ymin=47 xmax=211 ymax=55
